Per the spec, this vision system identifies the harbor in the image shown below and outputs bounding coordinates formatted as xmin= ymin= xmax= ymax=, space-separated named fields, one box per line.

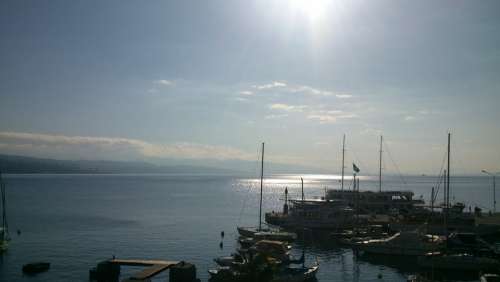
xmin=1 ymin=165 xmax=500 ymax=281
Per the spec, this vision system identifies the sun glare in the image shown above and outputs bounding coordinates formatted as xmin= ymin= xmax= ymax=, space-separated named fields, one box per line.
xmin=290 ymin=0 xmax=330 ymax=22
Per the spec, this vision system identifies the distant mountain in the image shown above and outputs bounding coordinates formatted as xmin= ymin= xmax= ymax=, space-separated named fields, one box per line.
xmin=0 ymin=154 xmax=238 ymax=174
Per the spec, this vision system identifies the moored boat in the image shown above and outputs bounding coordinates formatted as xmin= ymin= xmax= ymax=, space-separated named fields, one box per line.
xmin=354 ymin=230 xmax=443 ymax=256
xmin=271 ymin=265 xmax=319 ymax=282
xmin=418 ymin=252 xmax=500 ymax=272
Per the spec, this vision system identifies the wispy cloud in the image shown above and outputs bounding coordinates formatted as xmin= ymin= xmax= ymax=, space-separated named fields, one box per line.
xmin=404 ymin=115 xmax=416 ymax=122
xmin=154 ymin=79 xmax=174 ymax=86
xmin=403 ymin=109 xmax=434 ymax=122
xmin=306 ymin=110 xmax=357 ymax=124
xmin=239 ymin=91 xmax=254 ymax=96
xmin=269 ymin=103 xmax=307 ymax=112
xmin=268 ymin=103 xmax=357 ymax=124
xmin=288 ymin=85 xmax=333 ymax=96
xmin=336 ymin=94 xmax=352 ymax=99
xmin=265 ymin=114 xmax=289 ymax=119
xmin=0 ymin=131 xmax=254 ymax=161
xmin=252 ymin=81 xmax=287 ymax=90
xmin=234 ymin=97 xmax=249 ymax=102
xmin=249 ymin=81 xmax=352 ymax=99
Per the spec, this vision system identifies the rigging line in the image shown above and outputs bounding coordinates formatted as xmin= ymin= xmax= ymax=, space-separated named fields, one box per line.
xmin=433 ymin=148 xmax=448 ymax=204
xmin=382 ymin=142 xmax=407 ymax=186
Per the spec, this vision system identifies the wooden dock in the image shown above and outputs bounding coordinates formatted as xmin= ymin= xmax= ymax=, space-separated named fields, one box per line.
xmin=109 ymin=259 xmax=179 ymax=281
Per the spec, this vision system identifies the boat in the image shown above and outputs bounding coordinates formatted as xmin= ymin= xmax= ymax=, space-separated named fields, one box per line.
xmin=333 ymin=224 xmax=392 ymax=246
xmin=418 ymin=252 xmax=500 ymax=272
xmin=354 ymin=230 xmax=443 ymax=256
xmin=325 ymin=136 xmax=424 ymax=215
xmin=214 ymin=253 xmax=246 ymax=267
xmin=271 ymin=265 xmax=319 ymax=282
xmin=481 ymin=274 xmax=500 ymax=282
xmin=0 ymin=171 xmax=10 ymax=252
xmin=237 ymin=143 xmax=296 ymax=242
xmin=266 ymin=135 xmax=425 ymax=231
xmin=22 ymin=262 xmax=51 ymax=274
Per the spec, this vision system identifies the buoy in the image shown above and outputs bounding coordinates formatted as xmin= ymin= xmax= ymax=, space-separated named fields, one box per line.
xmin=220 ymin=231 xmax=224 ymax=238
xmin=17 ymin=229 xmax=21 ymax=235
xmin=219 ymin=241 xmax=223 ymax=250
xmin=378 ymin=273 xmax=383 ymax=279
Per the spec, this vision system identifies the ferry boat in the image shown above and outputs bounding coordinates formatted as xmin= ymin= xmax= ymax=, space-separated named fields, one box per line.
xmin=266 ymin=197 xmax=355 ymax=230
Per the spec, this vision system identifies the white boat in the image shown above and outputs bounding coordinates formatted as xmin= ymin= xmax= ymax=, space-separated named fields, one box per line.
xmin=0 ymin=171 xmax=10 ymax=252
xmin=481 ymin=274 xmax=500 ymax=282
xmin=355 ymin=230 xmax=443 ymax=256
xmin=271 ymin=265 xmax=319 ymax=282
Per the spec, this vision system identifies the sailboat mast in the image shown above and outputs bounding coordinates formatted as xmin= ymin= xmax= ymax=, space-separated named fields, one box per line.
xmin=341 ymin=134 xmax=345 ymax=191
xmin=259 ymin=142 xmax=264 ymax=231
xmin=0 ymin=171 xmax=7 ymax=239
xmin=379 ymin=135 xmax=383 ymax=192
xmin=447 ymin=132 xmax=451 ymax=209
xmin=301 ymin=177 xmax=304 ymax=201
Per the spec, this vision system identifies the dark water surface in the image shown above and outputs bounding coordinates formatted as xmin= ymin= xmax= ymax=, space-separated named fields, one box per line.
xmin=0 ymin=174 xmax=494 ymax=281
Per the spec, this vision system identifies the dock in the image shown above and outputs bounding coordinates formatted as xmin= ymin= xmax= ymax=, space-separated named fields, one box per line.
xmin=110 ymin=259 xmax=178 ymax=280
xmin=90 ymin=258 xmax=198 ymax=282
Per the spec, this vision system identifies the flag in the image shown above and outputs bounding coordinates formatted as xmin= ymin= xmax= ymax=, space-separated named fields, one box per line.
xmin=353 ymin=163 xmax=360 ymax=173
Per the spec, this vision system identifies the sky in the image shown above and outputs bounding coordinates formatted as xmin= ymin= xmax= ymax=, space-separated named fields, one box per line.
xmin=0 ymin=0 xmax=499 ymax=175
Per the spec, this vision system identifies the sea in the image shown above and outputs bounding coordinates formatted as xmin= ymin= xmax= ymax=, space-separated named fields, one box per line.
xmin=0 ymin=173 xmax=496 ymax=281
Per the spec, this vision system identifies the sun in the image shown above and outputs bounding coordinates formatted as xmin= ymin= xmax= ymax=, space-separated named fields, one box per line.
xmin=290 ymin=0 xmax=330 ymax=22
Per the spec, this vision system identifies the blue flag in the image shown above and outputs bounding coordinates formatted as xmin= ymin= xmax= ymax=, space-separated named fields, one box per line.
xmin=353 ymin=163 xmax=360 ymax=173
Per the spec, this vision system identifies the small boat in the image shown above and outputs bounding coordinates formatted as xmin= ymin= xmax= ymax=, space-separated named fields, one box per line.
xmin=238 ymin=236 xmax=257 ymax=249
xmin=253 ymin=230 xmax=297 ymax=242
xmin=481 ymin=274 xmax=500 ymax=282
xmin=354 ymin=230 xmax=443 ymax=256
xmin=248 ymin=240 xmax=291 ymax=262
xmin=22 ymin=262 xmax=51 ymax=274
xmin=214 ymin=253 xmax=246 ymax=267
xmin=271 ymin=265 xmax=319 ymax=282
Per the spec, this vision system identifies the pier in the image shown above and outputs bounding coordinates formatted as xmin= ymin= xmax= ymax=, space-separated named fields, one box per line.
xmin=111 ymin=259 xmax=178 ymax=281
xmin=90 ymin=258 xmax=198 ymax=282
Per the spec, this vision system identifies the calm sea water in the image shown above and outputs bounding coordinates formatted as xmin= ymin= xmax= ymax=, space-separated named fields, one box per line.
xmin=0 ymin=173 xmax=495 ymax=281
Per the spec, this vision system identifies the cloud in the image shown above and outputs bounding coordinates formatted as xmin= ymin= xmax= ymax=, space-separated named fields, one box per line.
xmin=239 ymin=91 xmax=254 ymax=96
xmin=265 ymin=114 xmax=289 ymax=119
xmin=252 ymin=81 xmax=287 ymax=90
xmin=234 ymin=97 xmax=249 ymax=102
xmin=251 ymin=81 xmax=352 ymax=99
xmin=403 ymin=109 xmax=434 ymax=122
xmin=269 ymin=103 xmax=307 ymax=112
xmin=154 ymin=79 xmax=173 ymax=86
xmin=289 ymin=85 xmax=333 ymax=96
xmin=0 ymin=131 xmax=254 ymax=161
xmin=306 ymin=110 xmax=357 ymax=124
xmin=307 ymin=114 xmax=338 ymax=124
xmin=336 ymin=94 xmax=352 ymax=99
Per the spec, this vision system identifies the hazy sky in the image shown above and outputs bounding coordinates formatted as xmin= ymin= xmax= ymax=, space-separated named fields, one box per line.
xmin=1 ymin=0 xmax=499 ymax=174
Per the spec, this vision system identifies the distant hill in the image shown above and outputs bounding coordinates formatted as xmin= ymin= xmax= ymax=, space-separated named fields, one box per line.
xmin=0 ymin=154 xmax=238 ymax=174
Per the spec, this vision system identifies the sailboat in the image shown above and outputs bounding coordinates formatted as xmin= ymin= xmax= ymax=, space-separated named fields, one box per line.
xmin=270 ymin=179 xmax=319 ymax=282
xmin=0 ymin=171 xmax=10 ymax=252
xmin=237 ymin=143 xmax=297 ymax=242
